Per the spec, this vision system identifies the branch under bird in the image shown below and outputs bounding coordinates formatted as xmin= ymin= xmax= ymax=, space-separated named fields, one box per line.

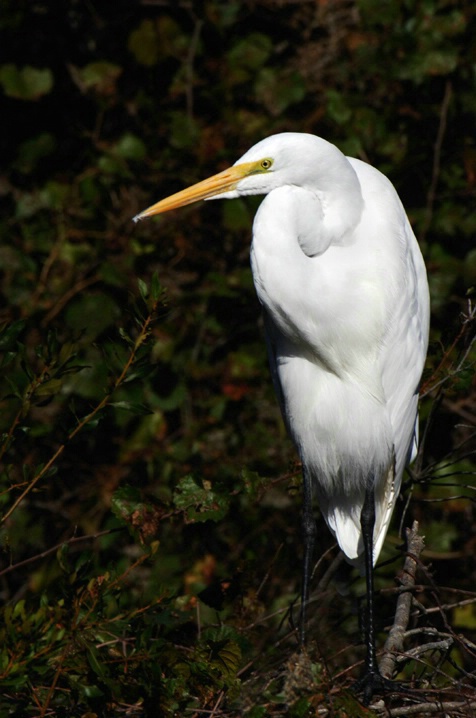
xmin=133 ymin=132 xmax=430 ymax=703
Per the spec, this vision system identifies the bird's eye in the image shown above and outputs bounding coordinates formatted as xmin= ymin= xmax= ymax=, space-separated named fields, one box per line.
xmin=260 ymin=158 xmax=273 ymax=170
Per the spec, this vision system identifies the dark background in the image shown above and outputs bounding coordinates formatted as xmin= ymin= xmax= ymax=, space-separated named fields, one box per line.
xmin=0 ymin=1 xmax=475 ymax=715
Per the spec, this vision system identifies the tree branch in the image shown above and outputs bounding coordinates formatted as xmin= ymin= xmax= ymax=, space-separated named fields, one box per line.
xmin=379 ymin=521 xmax=425 ymax=679
xmin=380 ymin=700 xmax=476 ymax=717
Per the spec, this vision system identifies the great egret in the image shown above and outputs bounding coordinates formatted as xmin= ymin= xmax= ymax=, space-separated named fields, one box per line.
xmin=133 ymin=132 xmax=430 ymax=702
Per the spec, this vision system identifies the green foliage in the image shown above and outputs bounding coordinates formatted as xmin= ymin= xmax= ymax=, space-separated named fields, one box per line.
xmin=173 ymin=475 xmax=230 ymax=522
xmin=0 ymin=64 xmax=53 ymax=100
xmin=0 ymin=0 xmax=475 ymax=715
xmin=0 ymin=556 xmax=243 ymax=716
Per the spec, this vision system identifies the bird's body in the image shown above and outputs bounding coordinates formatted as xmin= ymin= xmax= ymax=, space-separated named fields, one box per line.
xmin=246 ymin=138 xmax=429 ymax=564
xmin=134 ymin=132 xmax=430 ymax=701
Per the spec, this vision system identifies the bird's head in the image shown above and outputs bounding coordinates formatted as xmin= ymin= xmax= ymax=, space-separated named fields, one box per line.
xmin=133 ymin=133 xmax=352 ymax=222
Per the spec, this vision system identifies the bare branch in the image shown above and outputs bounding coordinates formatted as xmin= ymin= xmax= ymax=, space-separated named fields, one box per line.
xmin=379 ymin=521 xmax=425 ymax=679
xmin=376 ymin=700 xmax=476 ymax=717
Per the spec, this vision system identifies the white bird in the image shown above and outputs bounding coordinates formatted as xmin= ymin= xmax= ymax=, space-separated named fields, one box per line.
xmin=133 ymin=132 xmax=430 ymax=702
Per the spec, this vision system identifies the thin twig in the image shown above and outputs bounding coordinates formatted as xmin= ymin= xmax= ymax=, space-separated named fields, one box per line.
xmin=1 ymin=298 xmax=160 ymax=525
xmin=394 ymin=637 xmax=453 ymax=664
xmin=209 ymin=690 xmax=225 ymax=717
xmin=420 ymin=300 xmax=476 ymax=397
xmin=419 ymin=80 xmax=452 ymax=245
xmin=0 ymin=528 xmax=121 ymax=578
xmin=256 ymin=542 xmax=284 ymax=598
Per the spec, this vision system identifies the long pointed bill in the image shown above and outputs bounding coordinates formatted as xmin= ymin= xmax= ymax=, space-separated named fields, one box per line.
xmin=133 ymin=161 xmax=257 ymax=223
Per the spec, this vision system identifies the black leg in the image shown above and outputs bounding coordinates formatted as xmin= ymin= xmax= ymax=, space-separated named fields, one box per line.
xmin=299 ymin=467 xmax=316 ymax=645
xmin=354 ymin=483 xmax=400 ymax=704
xmin=361 ymin=484 xmax=379 ymax=676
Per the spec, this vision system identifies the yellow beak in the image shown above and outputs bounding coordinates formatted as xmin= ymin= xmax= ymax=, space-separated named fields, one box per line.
xmin=133 ymin=161 xmax=257 ymax=222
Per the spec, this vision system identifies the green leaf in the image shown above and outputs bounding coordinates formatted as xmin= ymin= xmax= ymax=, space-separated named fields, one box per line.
xmin=58 ymin=342 xmax=77 ymax=369
xmin=247 ymin=708 xmax=268 ymax=718
xmin=79 ymin=683 xmax=105 ymax=699
xmin=84 ymin=641 xmax=108 ymax=680
xmin=399 ymin=49 xmax=459 ymax=82
xmin=325 ymin=89 xmax=352 ymax=125
xmin=453 ymin=604 xmax=476 ymax=630
xmin=34 ymin=378 xmax=63 ymax=398
xmin=14 ymin=180 xmax=72 ymax=218
xmin=227 ymin=33 xmax=273 ymax=83
xmin=70 ymin=61 xmax=122 ymax=94
xmin=0 ymin=351 xmax=16 ymax=371
xmin=154 ymin=16 xmax=189 ymax=59
xmin=150 ymin=272 xmax=163 ymax=301
xmin=138 ymin=277 xmax=149 ymax=300
xmin=289 ymin=697 xmax=313 ymax=718
xmin=255 ymin=67 xmax=306 ymax=116
xmin=173 ymin=476 xmax=230 ymax=523
xmin=0 ymin=64 xmax=53 ymax=100
xmin=14 ymin=133 xmax=56 ymax=173
xmin=12 ymin=599 xmax=26 ymax=619
xmin=111 ymin=486 xmax=162 ymax=545
xmin=0 ymin=320 xmax=25 ymax=351
xmin=113 ymin=133 xmax=147 ymax=161
xmin=240 ymin=468 xmax=272 ymax=500
xmin=209 ymin=639 xmax=241 ymax=679
xmin=56 ymin=543 xmax=70 ymax=573
xmin=214 ymin=2 xmax=240 ymax=27
xmin=111 ymin=486 xmax=143 ymax=523
xmin=128 ymin=19 xmax=160 ymax=66
xmin=109 ymin=400 xmax=153 ymax=415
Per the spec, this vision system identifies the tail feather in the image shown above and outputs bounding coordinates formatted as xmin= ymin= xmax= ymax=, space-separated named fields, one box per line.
xmin=320 ymin=459 xmax=397 ymax=569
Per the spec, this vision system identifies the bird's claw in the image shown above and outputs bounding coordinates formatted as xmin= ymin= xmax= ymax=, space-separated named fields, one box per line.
xmin=353 ymin=671 xmax=410 ymax=706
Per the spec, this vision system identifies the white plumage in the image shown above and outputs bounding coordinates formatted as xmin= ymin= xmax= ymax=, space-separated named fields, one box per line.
xmin=241 ymin=135 xmax=429 ymax=564
xmin=134 ymin=132 xmax=430 ymax=698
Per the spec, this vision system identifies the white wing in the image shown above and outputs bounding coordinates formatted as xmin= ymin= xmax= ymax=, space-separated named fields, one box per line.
xmin=254 ymin=158 xmax=429 ymax=566
xmin=349 ymin=159 xmax=430 ymax=560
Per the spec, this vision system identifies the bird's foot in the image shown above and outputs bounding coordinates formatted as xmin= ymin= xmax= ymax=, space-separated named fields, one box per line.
xmin=353 ymin=670 xmax=410 ymax=706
